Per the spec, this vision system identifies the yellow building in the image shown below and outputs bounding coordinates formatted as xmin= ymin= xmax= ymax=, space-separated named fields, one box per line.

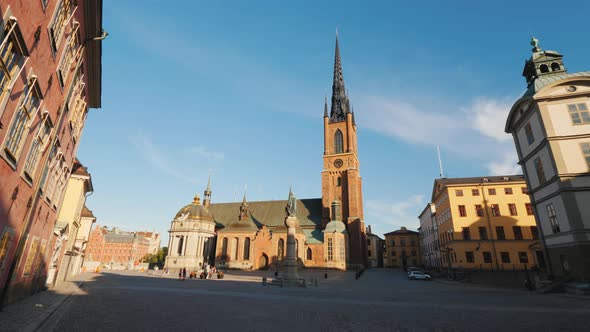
xmin=384 ymin=227 xmax=420 ymax=268
xmin=431 ymin=176 xmax=542 ymax=271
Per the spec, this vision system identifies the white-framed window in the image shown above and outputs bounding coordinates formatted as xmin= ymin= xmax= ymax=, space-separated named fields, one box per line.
xmin=547 ymin=204 xmax=560 ymax=233
xmin=581 ymin=142 xmax=590 ymax=170
xmin=23 ymin=114 xmax=53 ymax=183
xmin=327 ymin=238 xmax=333 ymax=261
xmin=3 ymin=76 xmax=43 ymax=165
xmin=339 ymin=237 xmax=345 ymax=261
xmin=567 ymin=103 xmax=590 ymax=125
xmin=48 ymin=0 xmax=76 ymax=55
xmin=56 ymin=21 xmax=79 ymax=88
xmin=38 ymin=140 xmax=58 ymax=197
xmin=0 ymin=16 xmax=28 ymax=114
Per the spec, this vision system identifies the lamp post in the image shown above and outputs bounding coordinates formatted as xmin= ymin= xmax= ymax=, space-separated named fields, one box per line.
xmin=324 ymin=258 xmax=328 ymax=279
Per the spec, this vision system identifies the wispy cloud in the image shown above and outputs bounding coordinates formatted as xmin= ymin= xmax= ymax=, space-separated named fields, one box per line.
xmin=365 ymin=195 xmax=425 ymax=237
xmin=357 ymin=94 xmax=522 ymax=176
xmin=185 ymin=146 xmax=225 ymax=161
xmin=129 ymin=133 xmax=223 ymax=184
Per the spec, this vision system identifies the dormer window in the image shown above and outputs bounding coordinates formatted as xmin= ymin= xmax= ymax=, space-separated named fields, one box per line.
xmin=540 ymin=64 xmax=549 ymax=73
xmin=551 ymin=62 xmax=561 ymax=71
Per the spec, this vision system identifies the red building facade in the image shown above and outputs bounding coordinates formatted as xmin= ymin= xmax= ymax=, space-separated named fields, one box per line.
xmin=86 ymin=226 xmax=152 ymax=268
xmin=0 ymin=0 xmax=103 ymax=304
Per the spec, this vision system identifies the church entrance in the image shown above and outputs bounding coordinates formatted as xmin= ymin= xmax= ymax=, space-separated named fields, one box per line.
xmin=258 ymin=254 xmax=269 ymax=270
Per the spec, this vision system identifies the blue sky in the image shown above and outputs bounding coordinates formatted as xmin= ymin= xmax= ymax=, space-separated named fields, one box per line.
xmin=78 ymin=0 xmax=590 ymax=243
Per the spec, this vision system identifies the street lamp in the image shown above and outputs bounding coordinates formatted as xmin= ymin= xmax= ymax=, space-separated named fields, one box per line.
xmin=324 ymin=258 xmax=328 ymax=279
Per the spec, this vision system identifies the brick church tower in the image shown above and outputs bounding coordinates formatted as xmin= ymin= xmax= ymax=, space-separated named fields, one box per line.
xmin=321 ymin=35 xmax=368 ymax=268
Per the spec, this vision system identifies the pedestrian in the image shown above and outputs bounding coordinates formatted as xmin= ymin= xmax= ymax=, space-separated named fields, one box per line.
xmin=182 ymin=267 xmax=187 ymax=281
xmin=179 ymin=269 xmax=182 ymax=280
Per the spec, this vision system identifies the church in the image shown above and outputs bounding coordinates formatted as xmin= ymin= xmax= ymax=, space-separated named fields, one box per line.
xmin=164 ymin=36 xmax=368 ymax=272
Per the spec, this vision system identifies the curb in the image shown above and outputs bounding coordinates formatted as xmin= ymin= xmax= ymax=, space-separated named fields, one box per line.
xmin=32 ymin=281 xmax=85 ymax=331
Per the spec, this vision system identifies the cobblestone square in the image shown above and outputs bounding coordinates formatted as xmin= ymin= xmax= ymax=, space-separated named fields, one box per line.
xmin=3 ymin=269 xmax=588 ymax=331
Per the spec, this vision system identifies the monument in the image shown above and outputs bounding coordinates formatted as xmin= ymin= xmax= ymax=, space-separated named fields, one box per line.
xmin=273 ymin=188 xmax=305 ymax=287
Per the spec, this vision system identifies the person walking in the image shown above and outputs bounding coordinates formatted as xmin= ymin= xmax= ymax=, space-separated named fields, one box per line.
xmin=182 ymin=267 xmax=187 ymax=281
xmin=178 ymin=269 xmax=182 ymax=280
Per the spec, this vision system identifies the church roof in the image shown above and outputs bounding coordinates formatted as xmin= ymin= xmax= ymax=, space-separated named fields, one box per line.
xmin=209 ymin=198 xmax=322 ymax=229
xmin=218 ymin=213 xmax=260 ymax=233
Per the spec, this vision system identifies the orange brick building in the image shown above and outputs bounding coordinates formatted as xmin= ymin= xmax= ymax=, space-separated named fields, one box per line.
xmin=86 ymin=226 xmax=152 ymax=269
xmin=165 ymin=35 xmax=366 ymax=271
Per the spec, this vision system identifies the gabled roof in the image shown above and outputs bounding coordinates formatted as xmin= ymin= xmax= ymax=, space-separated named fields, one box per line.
xmin=218 ymin=213 xmax=260 ymax=233
xmin=81 ymin=205 xmax=95 ymax=218
xmin=384 ymin=228 xmax=418 ymax=236
xmin=209 ymin=198 xmax=322 ymax=229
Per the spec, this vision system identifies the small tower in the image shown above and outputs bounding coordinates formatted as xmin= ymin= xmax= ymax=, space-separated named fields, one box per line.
xmin=522 ymin=37 xmax=567 ymax=87
xmin=239 ymin=193 xmax=249 ymax=221
xmin=203 ymin=175 xmax=212 ymax=207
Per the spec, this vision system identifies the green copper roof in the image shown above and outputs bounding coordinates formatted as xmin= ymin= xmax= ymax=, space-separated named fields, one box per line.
xmin=209 ymin=198 xmax=322 ymax=229
xmin=523 ymin=71 xmax=590 ymax=97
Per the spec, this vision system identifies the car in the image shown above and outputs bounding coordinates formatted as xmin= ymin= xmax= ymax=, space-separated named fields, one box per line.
xmin=408 ymin=271 xmax=431 ymax=280
xmin=407 ymin=266 xmax=424 ymax=275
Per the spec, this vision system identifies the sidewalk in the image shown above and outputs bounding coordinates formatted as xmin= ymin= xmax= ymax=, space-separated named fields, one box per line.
xmin=0 ymin=273 xmax=94 ymax=332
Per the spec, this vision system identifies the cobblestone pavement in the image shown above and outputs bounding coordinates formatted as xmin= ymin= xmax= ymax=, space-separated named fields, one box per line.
xmin=2 ymin=269 xmax=589 ymax=331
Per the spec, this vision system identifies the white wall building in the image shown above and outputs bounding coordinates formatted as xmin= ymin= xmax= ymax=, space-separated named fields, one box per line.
xmin=506 ymin=38 xmax=590 ymax=281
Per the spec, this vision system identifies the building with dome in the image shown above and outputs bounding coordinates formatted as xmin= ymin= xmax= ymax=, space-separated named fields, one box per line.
xmin=505 ymin=38 xmax=590 ymax=281
xmin=164 ymin=35 xmax=367 ymax=272
xmin=164 ymin=194 xmax=216 ymax=272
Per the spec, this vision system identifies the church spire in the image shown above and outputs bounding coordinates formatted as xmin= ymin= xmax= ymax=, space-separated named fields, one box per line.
xmin=330 ymin=32 xmax=350 ymax=123
xmin=203 ymin=175 xmax=212 ymax=207
xmin=324 ymin=96 xmax=328 ymax=117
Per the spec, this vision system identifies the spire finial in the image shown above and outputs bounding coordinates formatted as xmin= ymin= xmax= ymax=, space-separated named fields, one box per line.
xmin=193 ymin=194 xmax=201 ymax=205
xmin=330 ymin=30 xmax=349 ymax=122
xmin=531 ymin=36 xmax=541 ymax=52
xmin=206 ymin=174 xmax=212 ymax=191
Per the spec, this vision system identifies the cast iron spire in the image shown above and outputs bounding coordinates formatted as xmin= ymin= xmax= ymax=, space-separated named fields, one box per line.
xmin=330 ymin=32 xmax=350 ymax=122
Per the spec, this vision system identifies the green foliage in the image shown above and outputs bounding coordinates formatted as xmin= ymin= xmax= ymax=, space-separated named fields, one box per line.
xmin=143 ymin=247 xmax=168 ymax=264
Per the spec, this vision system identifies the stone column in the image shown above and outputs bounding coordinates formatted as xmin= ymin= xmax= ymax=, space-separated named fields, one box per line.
xmin=282 ymin=216 xmax=301 ymax=285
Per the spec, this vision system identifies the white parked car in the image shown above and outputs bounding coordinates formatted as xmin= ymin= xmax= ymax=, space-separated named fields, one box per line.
xmin=408 ymin=271 xmax=431 ymax=280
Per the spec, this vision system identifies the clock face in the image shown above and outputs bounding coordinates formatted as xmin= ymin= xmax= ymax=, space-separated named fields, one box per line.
xmin=333 ymin=159 xmax=343 ymax=168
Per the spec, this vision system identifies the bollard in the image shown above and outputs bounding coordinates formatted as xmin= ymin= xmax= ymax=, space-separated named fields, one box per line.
xmin=262 ymin=276 xmax=267 ymax=286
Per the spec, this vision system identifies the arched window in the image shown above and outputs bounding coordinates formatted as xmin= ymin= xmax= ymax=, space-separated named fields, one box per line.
xmin=337 ymin=177 xmax=341 ymax=187
xmin=221 ymin=237 xmax=228 ymax=259
xmin=277 ymin=238 xmax=284 ymax=261
xmin=540 ymin=64 xmax=549 ymax=73
xmin=243 ymin=238 xmax=250 ymax=260
xmin=177 ymin=236 xmax=184 ymax=255
xmin=334 ymin=130 xmax=343 ymax=154
xmin=231 ymin=238 xmax=239 ymax=260
xmin=327 ymin=238 xmax=333 ymax=261
xmin=551 ymin=62 xmax=560 ymax=71
xmin=339 ymin=238 xmax=345 ymax=261
xmin=306 ymin=247 xmax=312 ymax=260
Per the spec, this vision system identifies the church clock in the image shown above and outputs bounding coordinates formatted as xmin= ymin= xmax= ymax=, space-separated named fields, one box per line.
xmin=333 ymin=159 xmax=343 ymax=168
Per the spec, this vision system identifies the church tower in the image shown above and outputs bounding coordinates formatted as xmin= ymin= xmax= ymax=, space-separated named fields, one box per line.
xmin=321 ymin=34 xmax=367 ymax=268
